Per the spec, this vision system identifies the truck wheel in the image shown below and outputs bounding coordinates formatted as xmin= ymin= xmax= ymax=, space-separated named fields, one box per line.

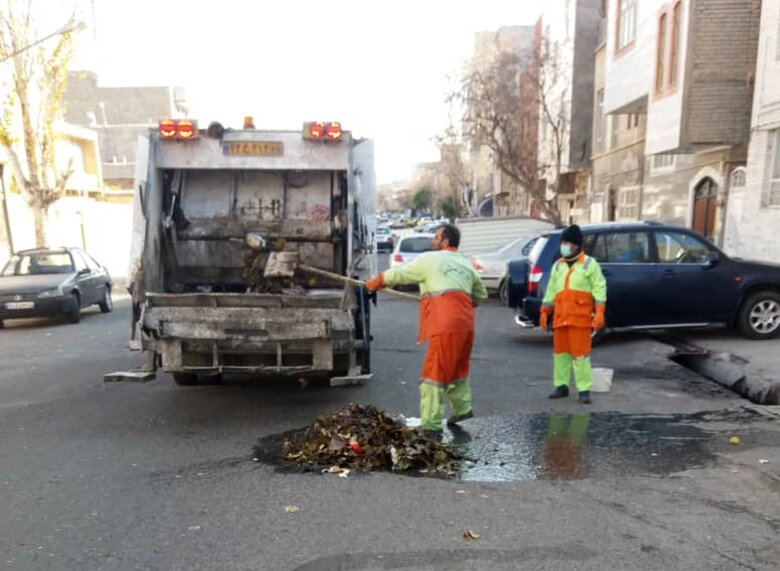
xmin=99 ymin=285 xmax=113 ymax=313
xmin=737 ymin=291 xmax=780 ymax=340
xmin=66 ymin=293 xmax=81 ymax=324
xmin=172 ymin=372 xmax=198 ymax=386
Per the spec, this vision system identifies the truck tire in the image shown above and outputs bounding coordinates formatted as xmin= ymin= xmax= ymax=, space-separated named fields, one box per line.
xmin=66 ymin=293 xmax=81 ymax=324
xmin=737 ymin=291 xmax=780 ymax=340
xmin=172 ymin=372 xmax=199 ymax=386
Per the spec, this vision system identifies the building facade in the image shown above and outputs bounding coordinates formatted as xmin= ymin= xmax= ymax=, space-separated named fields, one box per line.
xmin=537 ymin=0 xmax=602 ymax=225
xmin=601 ymin=0 xmax=761 ymax=245
xmin=64 ymin=71 xmax=186 ymax=190
xmin=724 ymin=0 xmax=780 ymax=262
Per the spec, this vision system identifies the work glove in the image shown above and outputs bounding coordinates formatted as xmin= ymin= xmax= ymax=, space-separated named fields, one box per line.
xmin=364 ymin=273 xmax=385 ymax=292
xmin=592 ymin=304 xmax=606 ymax=331
xmin=540 ymin=307 xmax=552 ymax=331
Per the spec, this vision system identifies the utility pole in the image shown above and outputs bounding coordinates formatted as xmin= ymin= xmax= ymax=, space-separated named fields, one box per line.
xmin=0 ymin=164 xmax=14 ymax=255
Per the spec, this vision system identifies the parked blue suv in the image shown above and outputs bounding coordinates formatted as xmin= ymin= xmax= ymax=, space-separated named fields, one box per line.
xmin=506 ymin=222 xmax=780 ymax=340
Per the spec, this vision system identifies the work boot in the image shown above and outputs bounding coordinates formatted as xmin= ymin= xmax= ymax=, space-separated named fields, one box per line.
xmin=422 ymin=429 xmax=443 ymax=442
xmin=446 ymin=410 xmax=474 ymax=426
xmin=548 ymin=385 xmax=569 ymax=399
xmin=579 ymin=391 xmax=592 ymax=404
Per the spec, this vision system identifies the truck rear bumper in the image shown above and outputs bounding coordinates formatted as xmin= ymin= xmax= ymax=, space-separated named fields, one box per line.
xmin=139 ymin=292 xmax=357 ymax=375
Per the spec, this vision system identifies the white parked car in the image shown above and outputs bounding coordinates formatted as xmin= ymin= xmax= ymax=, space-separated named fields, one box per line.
xmin=375 ymin=226 xmax=394 ymax=252
xmin=391 ymin=233 xmax=436 ymax=268
xmin=471 ymin=236 xmax=538 ymax=301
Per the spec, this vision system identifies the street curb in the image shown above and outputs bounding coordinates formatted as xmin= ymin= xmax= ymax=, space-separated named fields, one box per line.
xmin=652 ymin=333 xmax=780 ymax=405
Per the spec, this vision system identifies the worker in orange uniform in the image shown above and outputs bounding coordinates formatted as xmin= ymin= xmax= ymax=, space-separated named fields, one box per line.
xmin=364 ymin=224 xmax=488 ymax=438
xmin=540 ymin=225 xmax=607 ymax=404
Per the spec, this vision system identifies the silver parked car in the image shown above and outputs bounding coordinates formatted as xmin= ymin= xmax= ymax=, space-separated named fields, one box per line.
xmin=471 ymin=236 xmax=538 ymax=302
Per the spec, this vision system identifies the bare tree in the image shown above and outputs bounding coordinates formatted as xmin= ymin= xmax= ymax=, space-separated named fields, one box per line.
xmin=435 ymin=122 xmax=471 ymax=217
xmin=447 ymin=33 xmax=568 ymax=224
xmin=0 ymin=1 xmax=78 ymax=246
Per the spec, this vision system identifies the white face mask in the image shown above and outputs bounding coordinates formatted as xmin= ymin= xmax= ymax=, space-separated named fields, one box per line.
xmin=560 ymin=244 xmax=574 ymax=258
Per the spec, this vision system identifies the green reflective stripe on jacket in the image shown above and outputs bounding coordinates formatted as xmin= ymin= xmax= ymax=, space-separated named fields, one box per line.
xmin=383 ymin=250 xmax=488 ymax=301
xmin=542 ymin=255 xmax=607 ymax=305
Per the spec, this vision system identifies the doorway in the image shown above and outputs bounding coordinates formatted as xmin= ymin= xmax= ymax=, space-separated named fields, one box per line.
xmin=692 ymin=177 xmax=718 ymax=239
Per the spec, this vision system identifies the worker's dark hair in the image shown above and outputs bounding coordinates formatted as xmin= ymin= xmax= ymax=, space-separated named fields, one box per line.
xmin=439 ymin=224 xmax=461 ymax=248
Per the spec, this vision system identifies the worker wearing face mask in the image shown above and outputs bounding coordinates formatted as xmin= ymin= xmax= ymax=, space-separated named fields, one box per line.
xmin=540 ymin=225 xmax=607 ymax=404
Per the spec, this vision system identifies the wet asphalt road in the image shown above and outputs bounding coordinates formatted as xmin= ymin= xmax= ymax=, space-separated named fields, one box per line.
xmin=1 ymin=255 xmax=779 ymax=570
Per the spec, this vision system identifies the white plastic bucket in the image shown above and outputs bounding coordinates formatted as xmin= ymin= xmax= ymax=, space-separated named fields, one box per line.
xmin=592 ymin=368 xmax=614 ymax=393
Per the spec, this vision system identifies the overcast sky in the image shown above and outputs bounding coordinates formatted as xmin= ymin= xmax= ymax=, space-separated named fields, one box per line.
xmin=80 ymin=0 xmax=542 ymax=183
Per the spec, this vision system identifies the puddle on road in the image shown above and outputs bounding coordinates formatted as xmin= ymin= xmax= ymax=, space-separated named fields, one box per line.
xmin=253 ymin=410 xmax=771 ymax=482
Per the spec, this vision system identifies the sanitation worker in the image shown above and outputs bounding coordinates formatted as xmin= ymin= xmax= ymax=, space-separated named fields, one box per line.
xmin=540 ymin=224 xmax=607 ymax=404
xmin=364 ymin=224 xmax=487 ymax=438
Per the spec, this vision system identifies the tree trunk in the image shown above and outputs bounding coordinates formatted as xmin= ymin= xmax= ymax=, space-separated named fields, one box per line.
xmin=33 ymin=207 xmax=47 ymax=247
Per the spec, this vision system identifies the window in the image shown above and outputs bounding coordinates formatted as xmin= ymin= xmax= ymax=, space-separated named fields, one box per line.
xmin=670 ymin=2 xmax=682 ymax=85
xmin=617 ymin=0 xmax=637 ymax=51
xmin=652 ymin=154 xmax=676 ymax=170
xmin=618 ymin=187 xmax=641 ymax=219
xmin=656 ymin=13 xmax=667 ymax=91
xmin=730 ymin=167 xmax=746 ymax=189
xmin=399 ymin=237 xmax=434 ymax=253
xmin=82 ymin=251 xmax=100 ymax=271
xmin=71 ymin=251 xmax=88 ymax=272
xmin=655 ymin=230 xmax=711 ymax=264
xmin=594 ymin=89 xmax=606 ymax=153
xmin=592 ymin=232 xmax=651 ymax=263
xmin=1 ymin=252 xmax=74 ymax=276
xmin=771 ymin=130 xmax=780 ymax=206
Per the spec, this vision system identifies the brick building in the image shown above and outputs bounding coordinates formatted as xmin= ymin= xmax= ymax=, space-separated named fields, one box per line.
xmin=599 ymin=0 xmax=761 ymax=245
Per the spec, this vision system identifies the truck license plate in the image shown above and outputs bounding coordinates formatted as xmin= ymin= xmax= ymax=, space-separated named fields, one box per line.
xmin=5 ymin=301 xmax=34 ymax=310
xmin=223 ymin=141 xmax=284 ymax=156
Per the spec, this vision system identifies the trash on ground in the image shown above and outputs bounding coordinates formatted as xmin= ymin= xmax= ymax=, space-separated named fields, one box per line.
xmin=284 ymin=505 xmax=300 ymax=513
xmin=463 ymin=530 xmax=481 ymax=540
xmin=279 ymin=403 xmax=457 ymax=473
xmin=758 ymin=459 xmax=769 ymax=465
xmin=729 ymin=436 xmax=741 ymax=445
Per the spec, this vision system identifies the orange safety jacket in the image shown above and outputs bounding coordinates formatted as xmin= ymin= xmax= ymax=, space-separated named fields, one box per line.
xmin=542 ymin=252 xmax=607 ymax=329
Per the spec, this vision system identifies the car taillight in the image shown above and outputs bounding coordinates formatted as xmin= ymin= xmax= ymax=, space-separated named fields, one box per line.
xmin=393 ymin=254 xmax=403 ymax=263
xmin=472 ymin=259 xmax=484 ymax=273
xmin=528 ymin=265 xmax=543 ymax=293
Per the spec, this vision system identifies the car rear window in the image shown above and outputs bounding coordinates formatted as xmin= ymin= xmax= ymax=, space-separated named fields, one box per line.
xmin=400 ymin=237 xmax=434 ymax=253
xmin=527 ymin=236 xmax=548 ymax=265
xmin=376 ymin=227 xmax=390 ymax=235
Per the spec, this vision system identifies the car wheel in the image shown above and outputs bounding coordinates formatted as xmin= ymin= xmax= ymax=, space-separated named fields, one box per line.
xmin=99 ymin=285 xmax=113 ymax=313
xmin=66 ymin=293 xmax=81 ymax=324
xmin=737 ymin=291 xmax=780 ymax=340
xmin=172 ymin=372 xmax=199 ymax=386
xmin=498 ymin=279 xmax=508 ymax=304
xmin=0 ymin=319 xmax=4 ymax=329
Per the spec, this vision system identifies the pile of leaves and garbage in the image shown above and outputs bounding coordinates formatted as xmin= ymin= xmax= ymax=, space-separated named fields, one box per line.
xmin=277 ymin=403 xmax=458 ymax=475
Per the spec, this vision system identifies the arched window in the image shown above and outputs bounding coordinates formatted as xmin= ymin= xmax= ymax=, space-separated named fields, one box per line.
xmin=730 ymin=167 xmax=746 ymax=188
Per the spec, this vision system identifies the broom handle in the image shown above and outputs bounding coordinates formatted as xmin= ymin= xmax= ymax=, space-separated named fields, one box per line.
xmin=299 ymin=265 xmax=420 ymax=302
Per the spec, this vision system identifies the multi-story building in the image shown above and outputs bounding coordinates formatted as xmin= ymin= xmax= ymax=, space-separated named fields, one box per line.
xmin=601 ymin=0 xmax=761 ymax=244
xmin=468 ymin=25 xmax=535 ymax=217
xmin=723 ymin=0 xmax=780 ymax=263
xmin=537 ymin=0 xmax=602 ymax=225
xmin=64 ymin=71 xmax=187 ymax=190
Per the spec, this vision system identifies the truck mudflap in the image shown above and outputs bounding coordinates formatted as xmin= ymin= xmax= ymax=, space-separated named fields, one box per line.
xmin=137 ymin=292 xmax=364 ymax=378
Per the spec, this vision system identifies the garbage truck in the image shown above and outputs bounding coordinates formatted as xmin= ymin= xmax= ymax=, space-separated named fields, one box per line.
xmin=111 ymin=119 xmax=377 ymax=386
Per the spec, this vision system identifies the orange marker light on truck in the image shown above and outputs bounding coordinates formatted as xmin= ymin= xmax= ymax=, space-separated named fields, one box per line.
xmin=326 ymin=122 xmax=342 ymax=141
xmin=177 ymin=120 xmax=196 ymax=139
xmin=309 ymin=122 xmax=325 ymax=139
xmin=159 ymin=119 xmax=176 ymax=139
